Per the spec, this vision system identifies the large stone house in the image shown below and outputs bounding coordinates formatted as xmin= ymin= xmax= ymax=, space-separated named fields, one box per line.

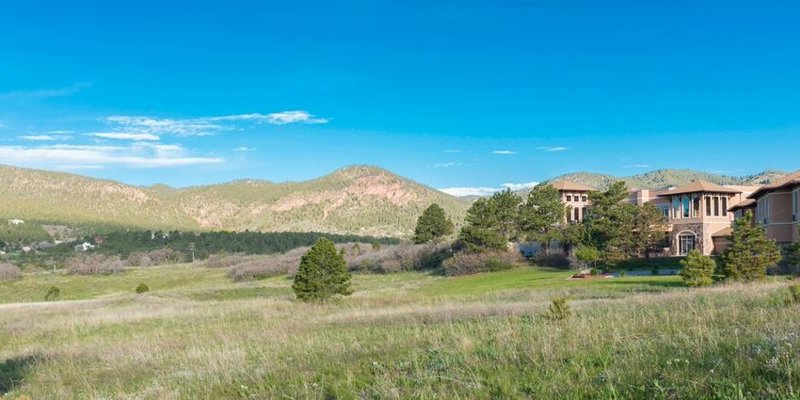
xmin=743 ymin=171 xmax=800 ymax=244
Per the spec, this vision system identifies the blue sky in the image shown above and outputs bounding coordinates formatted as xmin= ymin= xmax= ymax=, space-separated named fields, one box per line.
xmin=1 ymin=1 xmax=799 ymax=194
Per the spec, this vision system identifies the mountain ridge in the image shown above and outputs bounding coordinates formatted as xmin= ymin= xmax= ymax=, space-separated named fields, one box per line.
xmin=0 ymin=165 xmax=790 ymax=236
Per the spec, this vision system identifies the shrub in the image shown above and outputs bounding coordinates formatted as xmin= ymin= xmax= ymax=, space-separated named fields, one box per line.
xmin=135 ymin=283 xmax=150 ymax=294
xmin=786 ymin=284 xmax=800 ymax=305
xmin=205 ymin=253 xmax=248 ymax=269
xmin=0 ymin=263 xmax=22 ymax=280
xmin=65 ymin=254 xmax=125 ymax=275
xmin=292 ymin=238 xmax=352 ymax=302
xmin=226 ymin=248 xmax=309 ymax=281
xmin=574 ymin=246 xmax=600 ymax=270
xmin=442 ymin=250 xmax=519 ymax=276
xmin=680 ymin=250 xmax=716 ymax=287
xmin=348 ymin=243 xmax=450 ymax=274
xmin=44 ymin=286 xmax=60 ymax=301
xmin=546 ymin=297 xmax=571 ymax=320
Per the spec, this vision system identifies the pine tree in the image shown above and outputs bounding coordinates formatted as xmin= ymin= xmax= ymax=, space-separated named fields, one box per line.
xmin=518 ymin=184 xmax=565 ymax=255
xmin=292 ymin=237 xmax=353 ymax=301
xmin=680 ymin=249 xmax=715 ymax=287
xmin=722 ymin=211 xmax=782 ymax=282
xmin=413 ymin=203 xmax=454 ymax=244
xmin=458 ymin=189 xmax=521 ymax=252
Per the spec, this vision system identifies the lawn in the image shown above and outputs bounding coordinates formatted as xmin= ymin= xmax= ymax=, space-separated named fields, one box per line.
xmin=0 ymin=265 xmax=798 ymax=399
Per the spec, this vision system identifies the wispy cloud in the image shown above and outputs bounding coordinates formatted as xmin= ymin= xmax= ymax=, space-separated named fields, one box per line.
xmin=18 ymin=135 xmax=72 ymax=141
xmin=491 ymin=150 xmax=516 ymax=155
xmin=0 ymin=143 xmax=223 ymax=169
xmin=443 ymin=149 xmax=463 ymax=153
xmin=0 ymin=82 xmax=91 ymax=100
xmin=537 ymin=146 xmax=568 ymax=152
xmin=623 ymin=164 xmax=652 ymax=169
xmin=105 ymin=110 xmax=329 ymax=137
xmin=87 ymin=132 xmax=160 ymax=141
xmin=432 ymin=161 xmax=461 ymax=168
xmin=439 ymin=181 xmax=538 ymax=197
xmin=233 ymin=146 xmax=255 ymax=152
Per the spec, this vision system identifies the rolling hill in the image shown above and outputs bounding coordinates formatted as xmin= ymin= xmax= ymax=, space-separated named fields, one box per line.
xmin=542 ymin=169 xmax=787 ymax=191
xmin=0 ymin=165 xmax=468 ymax=237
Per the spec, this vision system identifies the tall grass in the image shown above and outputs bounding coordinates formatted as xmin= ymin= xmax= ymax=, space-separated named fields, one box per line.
xmin=0 ymin=267 xmax=797 ymax=398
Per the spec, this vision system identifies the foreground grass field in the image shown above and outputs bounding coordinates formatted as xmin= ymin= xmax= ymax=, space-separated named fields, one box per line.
xmin=1 ymin=265 xmax=798 ymax=399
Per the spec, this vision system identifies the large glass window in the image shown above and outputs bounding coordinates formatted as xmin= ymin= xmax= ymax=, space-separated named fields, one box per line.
xmin=721 ymin=197 xmax=728 ymax=216
xmin=706 ymin=197 xmax=712 ymax=216
xmin=574 ymin=207 xmax=580 ymax=221
xmin=714 ymin=197 xmax=720 ymax=216
xmin=679 ymin=234 xmax=696 ymax=255
xmin=683 ymin=195 xmax=691 ymax=218
xmin=693 ymin=196 xmax=701 ymax=218
xmin=566 ymin=195 xmax=572 ymax=202
xmin=673 ymin=197 xmax=681 ymax=218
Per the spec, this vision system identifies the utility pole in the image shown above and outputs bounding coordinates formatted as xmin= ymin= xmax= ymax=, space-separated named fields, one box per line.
xmin=189 ymin=242 xmax=196 ymax=263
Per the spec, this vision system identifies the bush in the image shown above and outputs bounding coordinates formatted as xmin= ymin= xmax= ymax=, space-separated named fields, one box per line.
xmin=135 ymin=283 xmax=150 ymax=294
xmin=44 ymin=286 xmax=60 ymax=301
xmin=226 ymin=248 xmax=309 ymax=281
xmin=680 ymin=250 xmax=716 ymax=287
xmin=574 ymin=246 xmax=600 ymax=270
xmin=786 ymin=284 xmax=800 ymax=305
xmin=0 ymin=263 xmax=22 ymax=280
xmin=205 ymin=253 xmax=248 ymax=269
xmin=442 ymin=250 xmax=519 ymax=276
xmin=65 ymin=254 xmax=125 ymax=275
xmin=546 ymin=297 xmax=571 ymax=320
xmin=348 ymin=243 xmax=451 ymax=273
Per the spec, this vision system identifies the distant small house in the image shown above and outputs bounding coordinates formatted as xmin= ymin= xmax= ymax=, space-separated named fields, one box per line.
xmin=8 ymin=219 xmax=24 ymax=225
xmin=74 ymin=242 xmax=96 ymax=252
xmin=0 ymin=250 xmax=6 ymax=256
xmin=21 ymin=246 xmax=33 ymax=253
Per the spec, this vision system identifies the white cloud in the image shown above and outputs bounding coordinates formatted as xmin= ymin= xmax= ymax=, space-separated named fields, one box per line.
xmin=439 ymin=187 xmax=503 ymax=197
xmin=105 ymin=110 xmax=328 ymax=137
xmin=233 ymin=146 xmax=254 ymax=152
xmin=18 ymin=135 xmax=72 ymax=141
xmin=443 ymin=149 xmax=462 ymax=153
xmin=491 ymin=150 xmax=516 ymax=155
xmin=0 ymin=82 xmax=91 ymax=100
xmin=502 ymin=181 xmax=539 ymax=191
xmin=88 ymin=132 xmax=160 ymax=141
xmin=0 ymin=144 xmax=223 ymax=169
xmin=439 ymin=181 xmax=538 ymax=197
xmin=537 ymin=146 xmax=568 ymax=152
xmin=624 ymin=164 xmax=652 ymax=169
xmin=433 ymin=161 xmax=461 ymax=168
xmin=46 ymin=130 xmax=74 ymax=134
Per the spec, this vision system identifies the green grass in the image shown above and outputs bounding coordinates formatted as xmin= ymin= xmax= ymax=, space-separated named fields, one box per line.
xmin=0 ymin=265 xmax=797 ymax=399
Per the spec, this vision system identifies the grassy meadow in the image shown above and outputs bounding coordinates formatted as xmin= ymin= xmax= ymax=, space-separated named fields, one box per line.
xmin=1 ymin=265 xmax=799 ymax=399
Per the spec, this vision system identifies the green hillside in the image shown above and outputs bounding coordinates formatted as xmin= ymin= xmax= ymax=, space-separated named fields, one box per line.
xmin=544 ymin=169 xmax=788 ymax=191
xmin=0 ymin=165 xmax=467 ymax=237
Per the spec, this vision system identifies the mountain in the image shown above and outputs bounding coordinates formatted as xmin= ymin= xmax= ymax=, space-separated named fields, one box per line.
xmin=542 ymin=169 xmax=788 ymax=191
xmin=0 ymin=165 xmax=468 ymax=237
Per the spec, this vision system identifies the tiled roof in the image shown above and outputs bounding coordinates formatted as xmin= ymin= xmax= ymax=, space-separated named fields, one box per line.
xmin=548 ymin=180 xmax=596 ymax=192
xmin=712 ymin=227 xmax=733 ymax=238
xmin=728 ymin=199 xmax=755 ymax=211
xmin=657 ymin=180 xmax=742 ymax=197
xmin=747 ymin=171 xmax=800 ymax=199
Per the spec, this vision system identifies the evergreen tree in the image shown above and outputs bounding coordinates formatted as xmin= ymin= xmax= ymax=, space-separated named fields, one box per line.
xmin=584 ymin=182 xmax=632 ymax=264
xmin=413 ymin=203 xmax=454 ymax=244
xmin=518 ymin=184 xmax=565 ymax=255
xmin=680 ymin=249 xmax=715 ymax=287
xmin=292 ymin=237 xmax=353 ymax=301
xmin=722 ymin=211 xmax=782 ymax=281
xmin=458 ymin=189 xmax=521 ymax=252
xmin=628 ymin=203 xmax=669 ymax=260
